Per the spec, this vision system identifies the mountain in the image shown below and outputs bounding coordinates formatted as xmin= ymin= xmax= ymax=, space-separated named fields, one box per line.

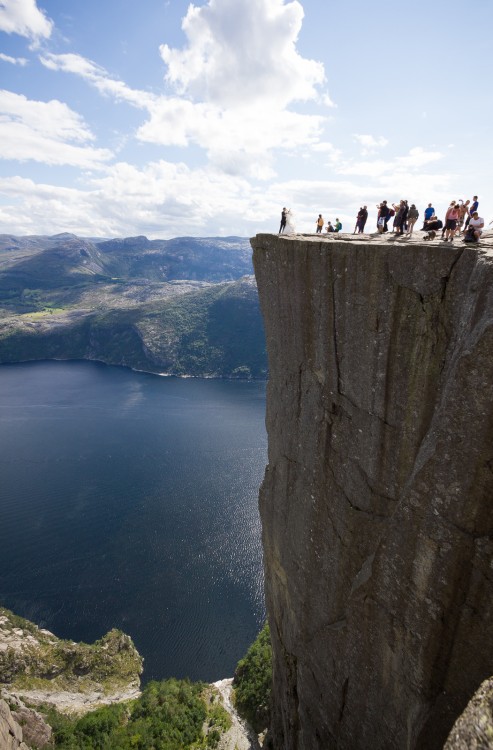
xmin=0 ymin=236 xmax=109 ymax=291
xmin=96 ymin=235 xmax=253 ymax=281
xmin=0 ymin=233 xmax=253 ymax=287
xmin=0 ymin=233 xmax=266 ymax=378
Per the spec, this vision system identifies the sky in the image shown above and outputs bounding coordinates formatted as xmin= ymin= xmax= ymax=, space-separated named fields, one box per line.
xmin=0 ymin=0 xmax=491 ymax=239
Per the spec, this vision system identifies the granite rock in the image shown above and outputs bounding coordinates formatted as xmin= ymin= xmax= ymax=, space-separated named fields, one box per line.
xmin=11 ymin=702 xmax=52 ymax=749
xmin=444 ymin=676 xmax=493 ymax=749
xmin=252 ymin=232 xmax=493 ymax=750
xmin=0 ymin=699 xmax=30 ymax=750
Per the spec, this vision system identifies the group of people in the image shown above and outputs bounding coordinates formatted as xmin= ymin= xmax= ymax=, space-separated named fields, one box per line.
xmin=375 ymin=200 xmax=420 ymax=236
xmin=316 ymin=214 xmax=342 ymax=234
xmin=279 ymin=208 xmax=342 ymax=235
xmin=421 ymin=198 xmax=484 ymax=242
xmin=278 ymin=196 xmax=487 ymax=242
xmin=377 ymin=196 xmax=485 ymax=242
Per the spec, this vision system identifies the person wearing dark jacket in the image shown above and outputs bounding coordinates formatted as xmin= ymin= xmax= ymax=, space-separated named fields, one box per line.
xmin=354 ymin=206 xmax=368 ymax=233
xmin=422 ymin=215 xmax=443 ymax=240
xmin=279 ymin=207 xmax=287 ymax=233
xmin=394 ymin=200 xmax=408 ymax=235
xmin=377 ymin=201 xmax=390 ymax=233
xmin=464 ymin=195 xmax=479 ymax=231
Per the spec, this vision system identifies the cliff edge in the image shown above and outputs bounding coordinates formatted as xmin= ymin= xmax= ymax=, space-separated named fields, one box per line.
xmin=251 ymin=232 xmax=493 ymax=749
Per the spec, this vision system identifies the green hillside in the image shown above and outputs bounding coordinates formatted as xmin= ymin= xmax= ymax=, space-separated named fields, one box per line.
xmin=0 ymin=233 xmax=267 ymax=378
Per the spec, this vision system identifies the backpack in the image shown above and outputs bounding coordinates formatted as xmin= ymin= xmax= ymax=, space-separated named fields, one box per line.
xmin=463 ymin=226 xmax=477 ymax=243
xmin=388 ymin=208 xmax=395 ymax=217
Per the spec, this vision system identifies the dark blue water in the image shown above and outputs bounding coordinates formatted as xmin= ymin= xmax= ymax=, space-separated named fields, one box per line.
xmin=0 ymin=361 xmax=267 ymax=682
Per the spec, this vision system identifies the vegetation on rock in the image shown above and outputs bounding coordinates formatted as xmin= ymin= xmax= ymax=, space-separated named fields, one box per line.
xmin=0 ymin=607 xmax=142 ymax=697
xmin=233 ymin=622 xmax=272 ymax=733
xmin=45 ymin=678 xmax=230 ymax=749
xmin=0 ymin=608 xmax=238 ymax=748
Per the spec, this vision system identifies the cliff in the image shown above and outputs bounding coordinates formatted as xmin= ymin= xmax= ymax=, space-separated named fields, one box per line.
xmin=251 ymin=232 xmax=493 ymax=750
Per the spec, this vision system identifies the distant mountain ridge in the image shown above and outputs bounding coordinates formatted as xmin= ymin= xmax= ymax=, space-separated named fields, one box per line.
xmin=0 ymin=233 xmax=253 ymax=287
xmin=0 ymin=233 xmax=266 ymax=378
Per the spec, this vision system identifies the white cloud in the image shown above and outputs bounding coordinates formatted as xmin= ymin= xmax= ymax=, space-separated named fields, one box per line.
xmin=39 ymin=53 xmax=155 ymax=109
xmin=147 ymin=0 xmax=331 ymax=173
xmin=0 ymin=176 xmax=114 ymax=236
xmin=309 ymin=141 xmax=343 ymax=165
xmin=0 ymin=90 xmax=113 ymax=167
xmin=337 ymin=159 xmax=390 ymax=178
xmin=160 ymin=0 xmax=328 ymax=109
xmin=0 ymin=148 xmax=458 ymax=239
xmin=0 ymin=0 xmax=53 ymax=42
xmin=1 ymin=161 xmax=343 ymax=238
xmin=353 ymin=134 xmax=388 ymax=156
xmin=395 ymin=146 xmax=443 ymax=169
xmin=40 ymin=2 xmax=331 ymax=178
xmin=0 ymin=163 xmax=257 ymax=237
xmin=337 ymin=147 xmax=444 ymax=177
xmin=0 ymin=51 xmax=28 ymax=65
xmin=353 ymin=134 xmax=388 ymax=149
xmin=319 ymin=92 xmax=335 ymax=108
xmin=137 ymin=97 xmax=324 ymax=176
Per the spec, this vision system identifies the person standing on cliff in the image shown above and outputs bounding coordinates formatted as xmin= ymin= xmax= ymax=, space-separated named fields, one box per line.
xmin=442 ymin=200 xmax=456 ymax=238
xmin=464 ymin=196 xmax=479 ymax=232
xmin=284 ymin=209 xmax=296 ymax=234
xmin=458 ymin=200 xmax=470 ymax=234
xmin=354 ymin=206 xmax=368 ymax=234
xmin=360 ymin=206 xmax=368 ymax=232
xmin=406 ymin=204 xmax=419 ymax=235
xmin=377 ymin=201 xmax=390 ymax=233
xmin=444 ymin=202 xmax=460 ymax=241
xmin=394 ymin=200 xmax=409 ymax=236
xmin=279 ymin=207 xmax=287 ymax=234
xmin=391 ymin=203 xmax=401 ymax=232
xmin=316 ymin=214 xmax=324 ymax=233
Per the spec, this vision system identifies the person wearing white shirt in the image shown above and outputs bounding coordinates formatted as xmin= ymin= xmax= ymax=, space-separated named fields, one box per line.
xmin=469 ymin=212 xmax=484 ymax=240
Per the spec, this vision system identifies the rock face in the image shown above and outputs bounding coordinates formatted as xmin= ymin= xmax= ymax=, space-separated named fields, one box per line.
xmin=0 ymin=699 xmax=29 ymax=750
xmin=251 ymin=232 xmax=493 ymax=750
xmin=8 ymin=695 xmax=52 ymax=749
xmin=444 ymin=676 xmax=493 ymax=749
